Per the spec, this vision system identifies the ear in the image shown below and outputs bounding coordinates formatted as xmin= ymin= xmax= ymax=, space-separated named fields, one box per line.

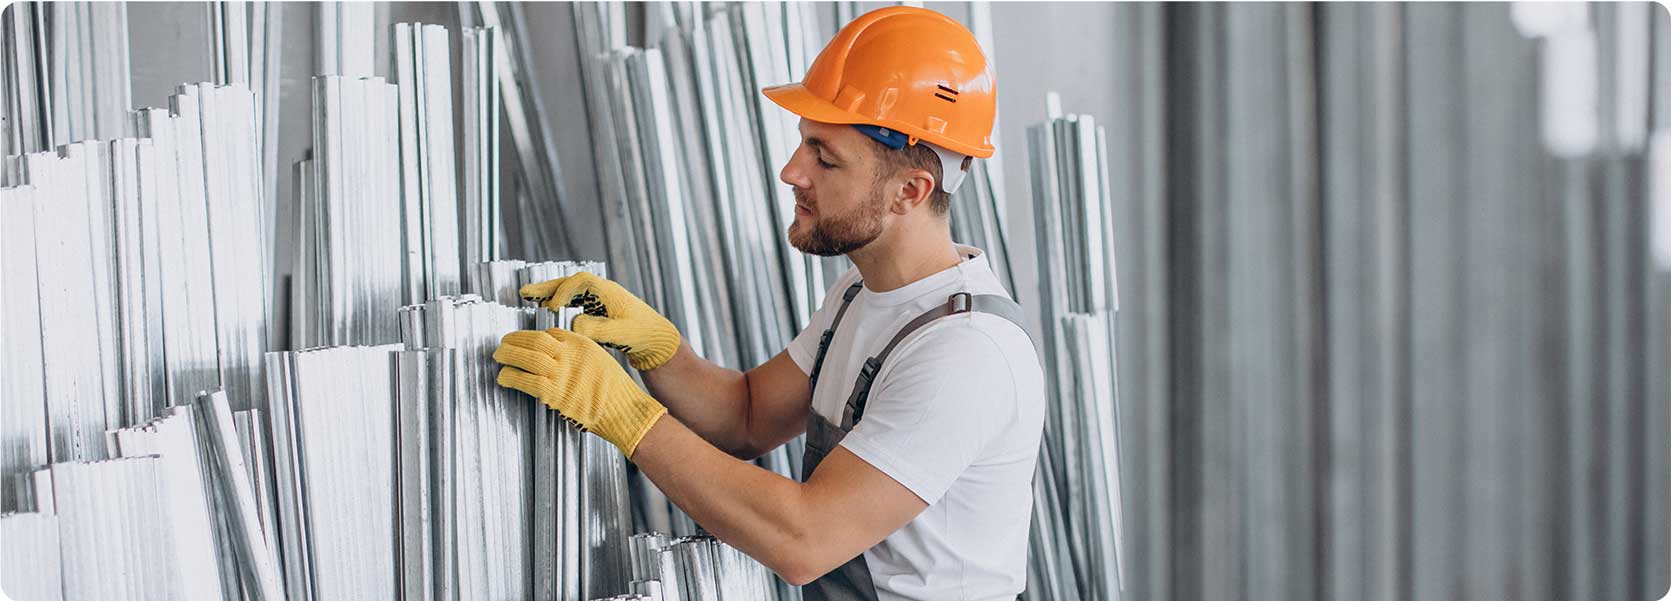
xmin=888 ymin=167 xmax=937 ymax=215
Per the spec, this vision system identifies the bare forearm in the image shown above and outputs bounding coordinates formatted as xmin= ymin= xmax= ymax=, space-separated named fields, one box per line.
xmin=639 ymin=342 xmax=753 ymax=454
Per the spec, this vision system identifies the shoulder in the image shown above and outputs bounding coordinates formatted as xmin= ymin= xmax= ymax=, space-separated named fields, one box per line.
xmin=876 ymin=315 xmax=1037 ymax=396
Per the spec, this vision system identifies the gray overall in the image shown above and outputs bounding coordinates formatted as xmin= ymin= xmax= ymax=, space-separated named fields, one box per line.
xmin=800 ymin=280 xmax=1030 ymax=601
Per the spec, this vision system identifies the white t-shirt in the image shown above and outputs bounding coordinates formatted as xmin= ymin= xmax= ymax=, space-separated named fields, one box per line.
xmin=786 ymin=245 xmax=1045 ymax=601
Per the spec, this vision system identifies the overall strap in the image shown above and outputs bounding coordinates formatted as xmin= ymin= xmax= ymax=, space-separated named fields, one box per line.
xmin=808 ymin=281 xmax=866 ymax=394
xmin=838 ymin=292 xmax=1029 ymax=430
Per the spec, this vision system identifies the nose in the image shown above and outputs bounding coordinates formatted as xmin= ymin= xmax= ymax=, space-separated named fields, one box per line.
xmin=780 ymin=145 xmax=812 ymax=190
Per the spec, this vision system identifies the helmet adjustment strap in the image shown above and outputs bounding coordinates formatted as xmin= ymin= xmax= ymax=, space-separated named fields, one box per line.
xmin=852 ymin=124 xmax=972 ymax=195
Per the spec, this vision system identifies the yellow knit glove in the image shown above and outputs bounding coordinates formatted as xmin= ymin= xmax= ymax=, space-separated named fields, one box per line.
xmin=494 ymin=328 xmax=668 ymax=458
xmin=519 ymin=272 xmax=681 ymax=371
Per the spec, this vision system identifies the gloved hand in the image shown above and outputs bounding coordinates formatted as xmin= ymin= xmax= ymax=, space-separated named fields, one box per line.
xmin=519 ymin=272 xmax=681 ymax=371
xmin=494 ymin=327 xmax=668 ymax=458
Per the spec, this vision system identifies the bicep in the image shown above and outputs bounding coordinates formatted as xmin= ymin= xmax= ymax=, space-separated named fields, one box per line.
xmin=739 ymin=350 xmax=813 ymax=457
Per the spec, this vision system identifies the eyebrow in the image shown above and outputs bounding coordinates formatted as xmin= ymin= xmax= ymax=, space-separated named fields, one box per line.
xmin=804 ymin=136 xmax=845 ymax=162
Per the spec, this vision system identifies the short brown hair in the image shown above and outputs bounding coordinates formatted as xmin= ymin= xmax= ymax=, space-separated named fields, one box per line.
xmin=872 ymin=142 xmax=953 ymax=215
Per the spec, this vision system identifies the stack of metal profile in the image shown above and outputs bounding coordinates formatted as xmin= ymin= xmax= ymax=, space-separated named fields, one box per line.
xmin=293 ymin=22 xmax=490 ymax=349
xmin=1 ymin=388 xmax=288 ymax=601
xmin=265 ymin=344 xmax=405 ymax=599
xmin=449 ymin=259 xmax=638 ymax=601
xmin=456 ymin=2 xmax=577 ymax=261
xmin=0 ymin=511 xmax=63 ymax=600
xmin=27 ymin=1 xmax=133 ymax=149
xmin=179 ymin=82 xmax=275 ymax=412
xmin=291 ymin=75 xmax=405 ymax=348
xmin=614 ymin=533 xmax=782 ymax=601
xmin=1023 ymin=100 xmax=1127 ymax=601
xmin=208 ymin=0 xmax=284 ymax=239
xmin=2 ymin=1 xmax=52 ymax=158
xmin=4 ymin=143 xmax=126 ymax=464
xmin=395 ymin=22 xmax=464 ymax=302
xmin=24 ymin=457 xmax=173 ymax=601
xmin=0 ymin=81 xmax=272 ymax=499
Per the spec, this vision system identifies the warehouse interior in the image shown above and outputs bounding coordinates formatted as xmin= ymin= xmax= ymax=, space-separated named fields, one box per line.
xmin=2 ymin=2 xmax=1670 ymax=600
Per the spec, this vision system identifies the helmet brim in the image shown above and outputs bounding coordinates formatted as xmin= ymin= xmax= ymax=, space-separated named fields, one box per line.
xmin=761 ymin=83 xmax=995 ymax=159
xmin=762 ymin=83 xmax=871 ymax=127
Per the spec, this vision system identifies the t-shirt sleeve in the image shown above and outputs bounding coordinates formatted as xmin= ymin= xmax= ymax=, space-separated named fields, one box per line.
xmin=786 ymin=268 xmax=861 ymax=374
xmin=836 ymin=321 xmax=1017 ymax=505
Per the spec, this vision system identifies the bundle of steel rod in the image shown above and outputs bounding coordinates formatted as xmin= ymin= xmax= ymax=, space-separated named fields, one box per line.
xmin=1023 ymin=101 xmax=1127 ymax=601
xmin=618 ymin=533 xmax=785 ymax=601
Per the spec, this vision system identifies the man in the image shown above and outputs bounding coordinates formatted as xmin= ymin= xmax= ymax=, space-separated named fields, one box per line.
xmin=493 ymin=6 xmax=1044 ymax=600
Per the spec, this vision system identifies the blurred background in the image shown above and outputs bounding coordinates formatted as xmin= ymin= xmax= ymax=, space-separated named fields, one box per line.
xmin=3 ymin=2 xmax=1669 ymax=601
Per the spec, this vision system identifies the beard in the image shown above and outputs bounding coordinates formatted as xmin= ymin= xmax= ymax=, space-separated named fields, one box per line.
xmin=786 ymin=184 xmax=887 ymax=257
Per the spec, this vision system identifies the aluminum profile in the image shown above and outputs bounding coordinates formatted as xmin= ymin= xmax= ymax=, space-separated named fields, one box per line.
xmin=626 ymin=535 xmax=778 ymax=601
xmin=2 ymin=2 xmax=52 ymax=157
xmin=462 ymin=26 xmax=502 ymax=269
xmin=108 ymin=408 xmax=232 ymax=600
xmin=462 ymin=1 xmax=576 ymax=260
xmin=295 ymin=75 xmax=406 ymax=347
xmin=46 ymin=2 xmax=131 ymax=145
xmin=198 ymin=390 xmax=286 ymax=600
xmin=0 ymin=184 xmax=48 ymax=512
xmin=0 ymin=511 xmax=64 ymax=601
xmin=233 ymin=408 xmax=283 ymax=579
xmin=1025 ymin=105 xmax=1126 ymax=600
xmin=395 ymin=23 xmax=464 ymax=303
xmin=265 ymin=345 xmax=405 ymax=599
xmin=46 ymin=457 xmax=176 ymax=601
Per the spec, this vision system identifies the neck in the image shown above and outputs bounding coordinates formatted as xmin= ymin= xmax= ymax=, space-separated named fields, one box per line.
xmin=847 ymin=220 xmax=961 ymax=292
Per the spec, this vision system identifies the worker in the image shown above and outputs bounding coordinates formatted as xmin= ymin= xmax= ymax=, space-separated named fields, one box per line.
xmin=493 ymin=6 xmax=1044 ymax=600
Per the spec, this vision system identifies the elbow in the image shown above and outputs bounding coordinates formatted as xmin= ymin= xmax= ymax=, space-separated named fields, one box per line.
xmin=726 ymin=435 xmax=772 ymax=461
xmin=778 ymin=568 xmax=820 ymax=588
xmin=759 ymin=529 xmax=840 ymax=587
xmin=765 ymin=553 xmax=830 ymax=587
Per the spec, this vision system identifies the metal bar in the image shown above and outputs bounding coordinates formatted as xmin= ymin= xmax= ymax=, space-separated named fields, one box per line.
xmin=0 ymin=184 xmax=48 ymax=512
xmin=198 ymin=389 xmax=287 ymax=599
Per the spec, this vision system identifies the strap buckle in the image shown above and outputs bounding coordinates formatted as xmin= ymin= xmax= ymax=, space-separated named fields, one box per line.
xmin=948 ymin=291 xmax=973 ymax=314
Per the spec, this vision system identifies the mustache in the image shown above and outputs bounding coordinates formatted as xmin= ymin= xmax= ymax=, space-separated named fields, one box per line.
xmin=792 ymin=187 xmax=813 ymax=208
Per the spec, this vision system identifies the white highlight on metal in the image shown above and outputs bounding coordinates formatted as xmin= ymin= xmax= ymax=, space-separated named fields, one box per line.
xmin=1652 ymin=129 xmax=1671 ymax=271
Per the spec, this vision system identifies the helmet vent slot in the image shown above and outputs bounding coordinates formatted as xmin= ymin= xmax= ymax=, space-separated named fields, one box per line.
xmin=935 ymin=92 xmax=958 ymax=103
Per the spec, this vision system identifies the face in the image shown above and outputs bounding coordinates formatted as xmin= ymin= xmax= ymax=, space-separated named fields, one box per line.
xmin=778 ymin=119 xmax=891 ymax=257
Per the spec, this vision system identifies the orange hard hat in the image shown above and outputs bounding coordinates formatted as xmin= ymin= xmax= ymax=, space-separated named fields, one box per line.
xmin=761 ymin=6 xmax=997 ymax=159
